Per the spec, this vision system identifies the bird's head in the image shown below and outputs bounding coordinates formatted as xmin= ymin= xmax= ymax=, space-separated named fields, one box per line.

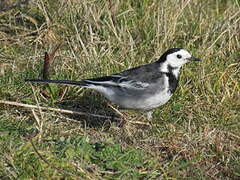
xmin=157 ymin=48 xmax=201 ymax=69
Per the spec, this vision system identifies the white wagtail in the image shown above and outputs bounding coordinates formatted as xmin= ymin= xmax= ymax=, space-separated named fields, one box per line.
xmin=26 ymin=48 xmax=201 ymax=120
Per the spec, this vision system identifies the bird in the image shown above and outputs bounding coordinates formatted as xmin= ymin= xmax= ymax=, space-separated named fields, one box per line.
xmin=26 ymin=48 xmax=201 ymax=120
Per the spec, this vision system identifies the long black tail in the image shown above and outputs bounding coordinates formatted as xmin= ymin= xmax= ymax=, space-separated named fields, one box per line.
xmin=25 ymin=79 xmax=89 ymax=87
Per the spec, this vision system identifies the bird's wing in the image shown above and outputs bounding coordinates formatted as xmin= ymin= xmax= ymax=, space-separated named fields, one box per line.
xmin=84 ymin=74 xmax=149 ymax=89
xmin=84 ymin=62 xmax=162 ymax=89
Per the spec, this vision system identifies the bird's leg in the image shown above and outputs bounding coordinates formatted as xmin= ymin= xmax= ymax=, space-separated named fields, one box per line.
xmin=146 ymin=111 xmax=153 ymax=120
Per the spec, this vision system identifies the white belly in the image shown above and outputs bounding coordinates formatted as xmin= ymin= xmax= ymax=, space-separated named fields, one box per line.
xmin=110 ymin=89 xmax=172 ymax=111
xmin=135 ymin=89 xmax=172 ymax=110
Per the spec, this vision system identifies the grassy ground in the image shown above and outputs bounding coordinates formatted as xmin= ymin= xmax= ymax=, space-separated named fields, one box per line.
xmin=0 ymin=0 xmax=239 ymax=179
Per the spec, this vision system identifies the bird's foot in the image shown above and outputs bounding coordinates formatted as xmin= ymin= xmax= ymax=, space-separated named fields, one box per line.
xmin=146 ymin=111 xmax=153 ymax=121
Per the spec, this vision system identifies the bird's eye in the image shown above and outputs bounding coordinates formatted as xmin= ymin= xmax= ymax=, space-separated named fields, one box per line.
xmin=177 ymin=54 xmax=182 ymax=59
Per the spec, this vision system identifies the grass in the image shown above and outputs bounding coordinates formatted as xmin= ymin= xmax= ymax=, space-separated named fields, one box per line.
xmin=0 ymin=0 xmax=239 ymax=179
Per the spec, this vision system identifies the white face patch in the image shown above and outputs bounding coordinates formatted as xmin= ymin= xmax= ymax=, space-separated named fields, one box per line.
xmin=166 ymin=49 xmax=192 ymax=67
xmin=159 ymin=49 xmax=192 ymax=73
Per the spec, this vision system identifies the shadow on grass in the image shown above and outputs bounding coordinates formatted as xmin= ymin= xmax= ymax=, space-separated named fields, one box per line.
xmin=54 ymin=91 xmax=123 ymax=129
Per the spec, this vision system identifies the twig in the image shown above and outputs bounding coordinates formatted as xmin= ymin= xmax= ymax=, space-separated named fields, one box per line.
xmin=43 ymin=52 xmax=50 ymax=80
xmin=0 ymin=99 xmax=120 ymax=120
xmin=43 ymin=43 xmax=63 ymax=80
xmin=0 ymin=99 xmax=152 ymax=126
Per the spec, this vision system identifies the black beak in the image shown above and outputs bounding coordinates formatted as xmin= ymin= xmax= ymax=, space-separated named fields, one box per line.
xmin=188 ymin=57 xmax=201 ymax=61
